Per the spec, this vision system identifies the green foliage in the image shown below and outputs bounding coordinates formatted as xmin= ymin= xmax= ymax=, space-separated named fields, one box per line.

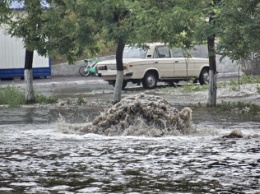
xmin=216 ymin=0 xmax=260 ymax=60
xmin=0 ymin=0 xmax=11 ymax=23
xmin=1 ymin=0 xmax=259 ymax=65
xmin=126 ymin=0 xmax=203 ymax=47
xmin=35 ymin=94 xmax=58 ymax=104
xmin=0 ymin=86 xmax=25 ymax=107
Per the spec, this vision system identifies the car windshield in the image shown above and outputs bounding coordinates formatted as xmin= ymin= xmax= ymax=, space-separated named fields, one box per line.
xmin=123 ymin=46 xmax=147 ymax=58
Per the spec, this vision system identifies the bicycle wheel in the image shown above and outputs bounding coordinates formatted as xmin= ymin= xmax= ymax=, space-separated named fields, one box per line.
xmin=79 ymin=66 xmax=90 ymax=77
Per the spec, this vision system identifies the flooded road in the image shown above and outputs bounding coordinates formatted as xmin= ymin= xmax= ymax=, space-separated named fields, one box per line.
xmin=0 ymin=106 xmax=259 ymax=194
xmin=0 ymin=76 xmax=260 ymax=193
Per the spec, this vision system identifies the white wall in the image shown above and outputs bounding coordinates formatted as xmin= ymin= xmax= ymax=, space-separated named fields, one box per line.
xmin=0 ymin=27 xmax=49 ymax=69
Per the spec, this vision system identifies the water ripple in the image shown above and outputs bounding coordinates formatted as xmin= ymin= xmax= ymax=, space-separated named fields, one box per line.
xmin=0 ymin=124 xmax=259 ymax=193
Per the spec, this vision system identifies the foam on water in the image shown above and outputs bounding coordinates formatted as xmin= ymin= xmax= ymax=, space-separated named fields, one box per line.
xmin=58 ymin=94 xmax=197 ymax=136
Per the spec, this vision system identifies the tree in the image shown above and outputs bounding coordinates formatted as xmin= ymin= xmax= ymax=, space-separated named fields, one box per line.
xmin=216 ymin=0 xmax=260 ymax=60
xmin=2 ymin=0 xmax=131 ymax=103
xmin=42 ymin=0 xmax=150 ymax=103
xmin=12 ymin=0 xmax=44 ymax=103
xmin=1 ymin=0 xmax=98 ymax=103
xmin=127 ymin=0 xmax=219 ymax=106
xmin=1 ymin=0 xmax=46 ymax=103
xmin=3 ymin=0 xmax=259 ymax=106
xmin=24 ymin=49 xmax=35 ymax=103
xmin=80 ymin=0 xmax=147 ymax=103
xmin=0 ymin=1 xmax=11 ymax=23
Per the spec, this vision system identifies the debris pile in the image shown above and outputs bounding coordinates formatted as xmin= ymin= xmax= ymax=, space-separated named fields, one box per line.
xmin=222 ymin=129 xmax=244 ymax=138
xmin=81 ymin=94 xmax=195 ymax=136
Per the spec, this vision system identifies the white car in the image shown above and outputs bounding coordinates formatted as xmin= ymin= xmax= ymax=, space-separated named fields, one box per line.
xmin=97 ymin=43 xmax=209 ymax=89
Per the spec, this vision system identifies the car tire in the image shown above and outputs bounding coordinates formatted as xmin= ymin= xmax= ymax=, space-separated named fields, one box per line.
xmin=122 ymin=81 xmax=127 ymax=90
xmin=199 ymin=68 xmax=209 ymax=85
xmin=112 ymin=80 xmax=127 ymax=90
xmin=167 ymin=81 xmax=177 ymax=87
xmin=142 ymin=72 xmax=158 ymax=89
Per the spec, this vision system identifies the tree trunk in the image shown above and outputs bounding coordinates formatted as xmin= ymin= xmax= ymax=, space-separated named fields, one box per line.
xmin=113 ymin=39 xmax=125 ymax=104
xmin=206 ymin=1 xmax=218 ymax=107
xmin=24 ymin=49 xmax=35 ymax=104
xmin=207 ymin=35 xmax=217 ymax=106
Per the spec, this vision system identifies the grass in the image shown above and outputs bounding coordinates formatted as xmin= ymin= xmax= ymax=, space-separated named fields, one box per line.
xmin=0 ymin=86 xmax=25 ymax=107
xmin=193 ymin=100 xmax=260 ymax=116
xmin=181 ymin=83 xmax=209 ymax=92
xmin=77 ymin=97 xmax=85 ymax=105
xmin=240 ymin=74 xmax=260 ymax=84
xmin=159 ymin=75 xmax=260 ymax=114
xmin=35 ymin=94 xmax=58 ymax=104
xmin=216 ymin=100 xmax=260 ymax=114
xmin=0 ymin=86 xmax=58 ymax=107
xmin=161 ymin=75 xmax=260 ymax=93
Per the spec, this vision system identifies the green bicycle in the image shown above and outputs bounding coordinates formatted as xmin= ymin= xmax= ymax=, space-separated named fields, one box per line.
xmin=79 ymin=58 xmax=98 ymax=77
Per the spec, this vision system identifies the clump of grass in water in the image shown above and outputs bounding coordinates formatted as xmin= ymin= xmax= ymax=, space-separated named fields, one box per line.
xmin=217 ymin=100 xmax=260 ymax=114
xmin=35 ymin=94 xmax=58 ymax=104
xmin=0 ymin=86 xmax=25 ymax=107
xmin=240 ymin=74 xmax=260 ymax=84
xmin=77 ymin=97 xmax=85 ymax=105
xmin=181 ymin=84 xmax=209 ymax=93
xmin=0 ymin=86 xmax=58 ymax=107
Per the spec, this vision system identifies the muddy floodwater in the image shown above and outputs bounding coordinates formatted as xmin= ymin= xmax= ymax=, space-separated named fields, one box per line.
xmin=0 ymin=103 xmax=259 ymax=194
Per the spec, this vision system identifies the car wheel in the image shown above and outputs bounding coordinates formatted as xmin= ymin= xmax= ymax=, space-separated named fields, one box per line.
xmin=122 ymin=81 xmax=127 ymax=90
xmin=199 ymin=68 xmax=209 ymax=85
xmin=167 ymin=81 xmax=177 ymax=87
xmin=142 ymin=72 xmax=158 ymax=89
xmin=112 ymin=80 xmax=127 ymax=89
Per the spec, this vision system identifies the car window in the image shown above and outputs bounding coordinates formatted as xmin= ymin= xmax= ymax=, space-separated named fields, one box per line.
xmin=171 ymin=45 xmax=208 ymax=58
xmin=171 ymin=48 xmax=184 ymax=58
xmin=123 ymin=46 xmax=148 ymax=58
xmin=154 ymin=46 xmax=171 ymax=58
xmin=189 ymin=45 xmax=208 ymax=58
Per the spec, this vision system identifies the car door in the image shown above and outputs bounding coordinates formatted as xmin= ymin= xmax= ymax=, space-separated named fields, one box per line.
xmin=188 ymin=45 xmax=208 ymax=76
xmin=153 ymin=46 xmax=174 ymax=78
xmin=171 ymin=48 xmax=190 ymax=78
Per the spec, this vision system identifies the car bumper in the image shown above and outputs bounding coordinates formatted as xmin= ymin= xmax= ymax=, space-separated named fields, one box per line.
xmin=98 ymin=72 xmax=133 ymax=80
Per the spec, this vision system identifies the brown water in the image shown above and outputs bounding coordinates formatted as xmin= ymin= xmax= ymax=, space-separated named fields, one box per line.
xmin=0 ymin=106 xmax=259 ymax=194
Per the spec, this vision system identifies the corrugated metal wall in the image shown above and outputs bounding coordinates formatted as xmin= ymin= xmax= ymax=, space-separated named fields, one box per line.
xmin=0 ymin=28 xmax=49 ymax=69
